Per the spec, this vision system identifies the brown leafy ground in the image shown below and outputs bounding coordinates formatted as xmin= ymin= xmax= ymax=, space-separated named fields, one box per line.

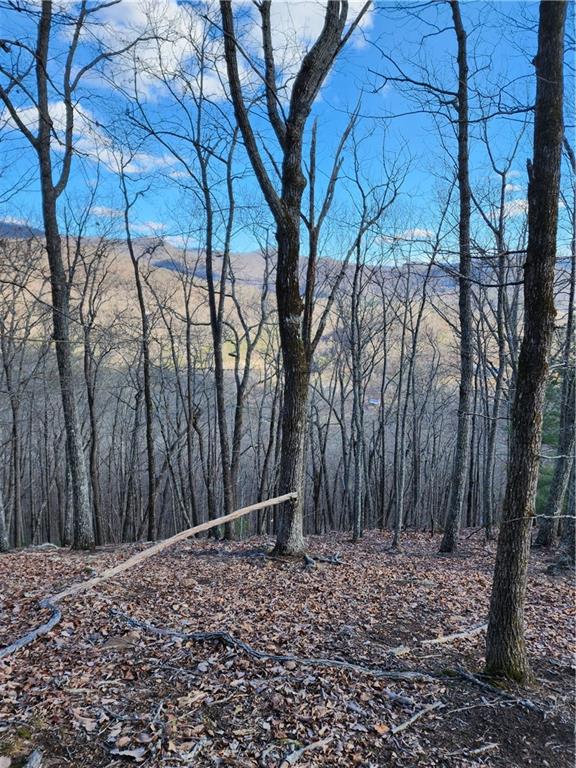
xmin=0 ymin=531 xmax=574 ymax=768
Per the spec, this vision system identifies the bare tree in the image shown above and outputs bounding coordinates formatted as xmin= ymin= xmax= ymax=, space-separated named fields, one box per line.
xmin=437 ymin=0 xmax=473 ymax=553
xmin=221 ymin=0 xmax=369 ymax=554
xmin=0 ymin=1 xmax=143 ymax=548
xmin=485 ymin=0 xmax=567 ymax=683
xmin=118 ymin=162 xmax=159 ymax=542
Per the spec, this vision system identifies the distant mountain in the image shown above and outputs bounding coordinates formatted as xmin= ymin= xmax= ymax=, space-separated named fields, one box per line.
xmin=0 ymin=220 xmax=43 ymax=238
xmin=150 ymin=245 xmax=269 ymax=287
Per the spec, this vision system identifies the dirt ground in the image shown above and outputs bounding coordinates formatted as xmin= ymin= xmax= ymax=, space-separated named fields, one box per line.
xmin=0 ymin=531 xmax=574 ymax=767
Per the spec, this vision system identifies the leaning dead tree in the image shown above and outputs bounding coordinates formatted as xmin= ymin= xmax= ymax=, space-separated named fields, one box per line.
xmin=485 ymin=0 xmax=567 ymax=683
xmin=0 ymin=492 xmax=297 ymax=660
xmin=220 ymin=0 xmax=370 ymax=554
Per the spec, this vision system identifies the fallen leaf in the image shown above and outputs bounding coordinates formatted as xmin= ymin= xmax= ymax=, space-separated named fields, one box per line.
xmin=110 ymin=747 xmax=146 ymax=761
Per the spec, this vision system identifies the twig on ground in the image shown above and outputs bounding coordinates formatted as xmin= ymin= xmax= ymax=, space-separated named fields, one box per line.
xmin=388 ymin=622 xmax=487 ymax=656
xmin=421 ymin=623 xmax=488 ymax=647
xmin=281 ymin=736 xmax=332 ymax=766
xmin=391 ymin=701 xmax=444 ymax=734
xmin=465 ymin=527 xmax=486 ymax=539
xmin=446 ymin=742 xmax=499 ymax=757
xmin=304 ymin=552 xmax=343 ymax=569
xmin=310 ymin=553 xmax=344 ymax=565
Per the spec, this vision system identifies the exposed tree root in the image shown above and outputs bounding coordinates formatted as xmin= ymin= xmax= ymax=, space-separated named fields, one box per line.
xmin=111 ymin=609 xmax=435 ymax=687
xmin=186 ymin=548 xmax=344 ymax=569
xmin=0 ymin=599 xmax=61 ymax=660
xmin=452 ymin=667 xmax=544 ymax=713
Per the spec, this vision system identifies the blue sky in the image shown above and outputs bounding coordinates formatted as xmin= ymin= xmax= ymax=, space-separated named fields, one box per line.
xmin=0 ymin=1 xmax=572 ymax=259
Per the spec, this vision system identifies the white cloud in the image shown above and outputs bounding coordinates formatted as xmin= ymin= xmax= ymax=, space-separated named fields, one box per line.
xmin=502 ymin=197 xmax=564 ymax=219
xmin=255 ymin=2 xmax=373 ymax=57
xmin=382 ymin=228 xmax=434 ymax=243
xmin=90 ymin=1 xmax=372 ymax=102
xmin=1 ymin=215 xmax=27 ymax=226
xmin=242 ymin=1 xmax=373 ymax=102
xmin=503 ymin=199 xmax=528 ymax=218
xmin=3 ymin=100 xmax=174 ymax=175
xmin=91 ymin=205 xmax=123 ymax=218
xmin=131 ymin=220 xmax=167 ymax=234
xmin=94 ymin=0 xmax=227 ymax=100
xmin=505 ymin=183 xmax=522 ymax=193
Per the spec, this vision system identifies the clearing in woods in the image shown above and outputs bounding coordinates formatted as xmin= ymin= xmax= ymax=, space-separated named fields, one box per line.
xmin=0 ymin=531 xmax=574 ymax=767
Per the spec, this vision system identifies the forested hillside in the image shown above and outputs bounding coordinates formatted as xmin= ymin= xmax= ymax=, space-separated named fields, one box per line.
xmin=0 ymin=1 xmax=573 ymax=766
xmin=1 ymin=229 xmax=547 ymax=546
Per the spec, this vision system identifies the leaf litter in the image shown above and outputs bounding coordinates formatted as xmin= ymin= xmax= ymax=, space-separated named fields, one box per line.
xmin=0 ymin=531 xmax=574 ymax=767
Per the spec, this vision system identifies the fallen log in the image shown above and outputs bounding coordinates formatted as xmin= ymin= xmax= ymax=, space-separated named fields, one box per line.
xmin=51 ymin=492 xmax=298 ymax=602
xmin=0 ymin=493 xmax=297 ymax=660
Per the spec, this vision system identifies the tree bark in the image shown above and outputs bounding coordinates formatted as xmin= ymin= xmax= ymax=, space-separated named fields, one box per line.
xmin=220 ymin=0 xmax=358 ymax=554
xmin=0 ymin=483 xmax=9 ymax=552
xmin=33 ymin=3 xmax=94 ymax=549
xmin=485 ymin=0 xmax=566 ymax=682
xmin=439 ymin=0 xmax=473 ymax=553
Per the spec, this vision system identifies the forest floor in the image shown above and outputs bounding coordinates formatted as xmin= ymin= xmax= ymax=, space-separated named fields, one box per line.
xmin=0 ymin=531 xmax=574 ymax=768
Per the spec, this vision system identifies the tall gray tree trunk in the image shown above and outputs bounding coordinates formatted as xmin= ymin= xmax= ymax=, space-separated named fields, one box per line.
xmin=551 ymin=461 xmax=575 ymax=571
xmin=0 ymin=483 xmax=9 ymax=552
xmin=351 ymin=256 xmax=364 ymax=543
xmin=483 ymin=210 xmax=508 ymax=540
xmin=440 ymin=0 xmax=473 ymax=553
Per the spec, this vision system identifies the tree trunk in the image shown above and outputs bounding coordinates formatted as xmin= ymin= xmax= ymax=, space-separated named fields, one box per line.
xmin=440 ymin=0 xmax=473 ymax=553
xmin=84 ymin=333 xmax=104 ymax=545
xmin=0 ymin=483 xmax=9 ymax=552
xmin=485 ymin=0 xmax=566 ymax=683
xmin=273 ymin=220 xmax=309 ymax=555
xmin=36 ymin=3 xmax=93 ymax=549
xmin=221 ymin=0 xmax=354 ymax=556
xmin=534 ymin=367 xmax=575 ymax=546
xmin=551 ymin=461 xmax=575 ymax=571
xmin=123 ymin=201 xmax=156 ymax=542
